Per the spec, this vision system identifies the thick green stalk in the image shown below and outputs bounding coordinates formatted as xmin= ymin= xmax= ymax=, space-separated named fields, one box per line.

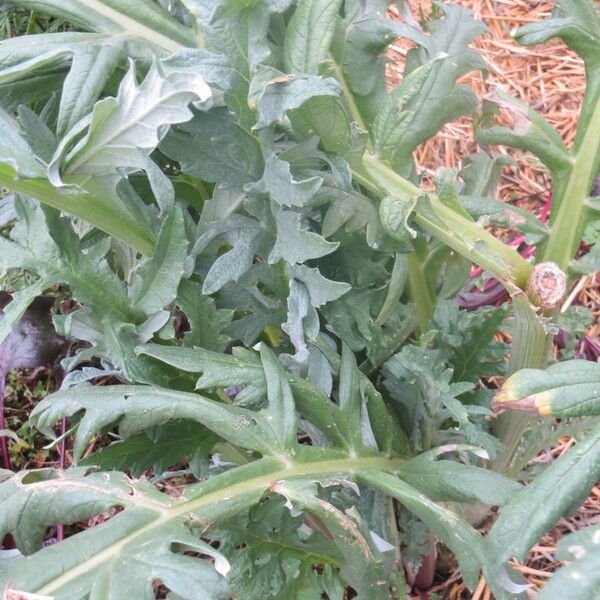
xmin=0 ymin=165 xmax=155 ymax=255
xmin=406 ymin=251 xmax=434 ymax=333
xmin=491 ymin=295 xmax=553 ymax=474
xmin=543 ymin=94 xmax=600 ymax=269
xmin=359 ymin=154 xmax=532 ymax=290
xmin=328 ymin=52 xmax=374 ymax=152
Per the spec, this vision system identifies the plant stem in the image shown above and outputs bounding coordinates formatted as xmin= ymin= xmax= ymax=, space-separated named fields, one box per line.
xmin=359 ymin=154 xmax=532 ymax=290
xmin=491 ymin=294 xmax=553 ymax=474
xmin=406 ymin=251 xmax=434 ymax=333
xmin=328 ymin=53 xmax=374 ymax=152
xmin=543 ymin=94 xmax=600 ymax=269
xmin=0 ymin=377 xmax=10 ymax=471
xmin=0 ymin=165 xmax=155 ymax=256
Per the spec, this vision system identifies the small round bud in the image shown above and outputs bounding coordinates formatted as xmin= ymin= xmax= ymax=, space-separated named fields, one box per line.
xmin=527 ymin=261 xmax=567 ymax=309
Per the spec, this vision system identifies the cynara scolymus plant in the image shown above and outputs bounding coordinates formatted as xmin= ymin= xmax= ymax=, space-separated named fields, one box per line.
xmin=0 ymin=0 xmax=599 ymax=598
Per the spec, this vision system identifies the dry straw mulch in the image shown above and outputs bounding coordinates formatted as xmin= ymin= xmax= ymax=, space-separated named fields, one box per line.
xmin=386 ymin=1 xmax=599 ymax=597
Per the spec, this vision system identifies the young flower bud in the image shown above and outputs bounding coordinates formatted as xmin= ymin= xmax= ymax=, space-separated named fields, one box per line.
xmin=526 ymin=261 xmax=567 ymax=309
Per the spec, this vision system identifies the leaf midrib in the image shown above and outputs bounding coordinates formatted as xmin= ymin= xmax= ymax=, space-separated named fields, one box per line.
xmin=75 ymin=0 xmax=187 ymax=52
xmin=35 ymin=455 xmax=403 ymax=595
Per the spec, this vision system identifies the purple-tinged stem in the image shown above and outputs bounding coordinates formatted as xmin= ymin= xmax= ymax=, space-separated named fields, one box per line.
xmin=0 ymin=377 xmax=11 ymax=471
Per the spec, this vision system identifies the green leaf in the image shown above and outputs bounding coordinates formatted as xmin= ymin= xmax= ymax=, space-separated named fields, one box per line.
xmin=177 ymin=279 xmax=233 ymax=352
xmin=493 ymin=360 xmax=600 ymax=417
xmin=459 ymin=152 xmax=516 ymax=199
xmin=49 ymin=61 xmax=212 ymax=184
xmin=288 ymin=264 xmax=350 ymax=307
xmin=284 ymin=265 xmax=350 ymax=363
xmin=284 ymin=0 xmax=343 ymax=75
xmin=476 ymin=89 xmax=572 ymax=176
xmin=0 ymin=468 xmax=233 ymax=599
xmin=192 ymin=0 xmax=291 ymax=129
xmin=8 ymin=198 xmax=137 ymax=323
xmin=535 ymin=522 xmax=600 ymax=600
xmin=358 ymin=469 xmax=485 ymax=590
xmin=514 ymin=0 xmax=600 ymax=68
xmin=488 ymin=424 xmax=600 ymax=563
xmin=380 ymin=5 xmax=487 ymax=175
xmin=336 ymin=342 xmax=363 ymax=452
xmin=269 ymin=209 xmax=338 ymax=265
xmin=203 ymin=228 xmax=263 ymax=294
xmin=161 ymin=107 xmax=263 ymax=187
xmin=80 ymin=421 xmax=218 ymax=476
xmin=255 ymin=73 xmax=342 ymax=129
xmin=288 ymin=94 xmax=351 ymax=155
xmin=379 ymin=194 xmax=418 ymax=241
xmin=211 ymin=496 xmax=344 ymax=600
xmin=0 ymin=109 xmax=46 ymax=179
xmin=429 ymin=300 xmax=508 ymax=381
xmin=400 ymin=454 xmax=522 ymax=505
xmin=31 ymin=383 xmax=292 ymax=461
xmin=260 ymin=344 xmax=298 ymax=454
xmin=137 ymin=344 xmax=348 ymax=449
xmin=372 ymin=56 xmax=441 ymax=166
xmin=3 ymin=0 xmax=195 ymax=51
xmin=571 ymin=219 xmax=600 ymax=274
xmin=330 ymin=0 xmax=408 ymax=127
xmin=272 ymin=479 xmax=391 ymax=599
xmin=131 ymin=206 xmax=188 ymax=315
xmin=375 ymin=253 xmax=408 ymax=326
xmin=57 ymin=39 xmax=127 ymax=136
xmin=248 ymin=152 xmax=323 ymax=208
xmin=0 ymin=279 xmax=47 ymax=345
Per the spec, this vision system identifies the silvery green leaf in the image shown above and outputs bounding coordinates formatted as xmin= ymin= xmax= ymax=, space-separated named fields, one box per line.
xmin=493 ymin=360 xmax=600 ymax=418
xmin=535 ymin=522 xmax=600 ymax=599
xmin=0 ymin=280 xmax=48 ymax=346
xmin=246 ymin=152 xmax=323 ymax=207
xmin=203 ymin=228 xmax=263 ymax=295
xmin=383 ymin=5 xmax=487 ymax=175
xmin=161 ymin=48 xmax=233 ymax=92
xmin=161 ymin=108 xmax=263 ymax=186
xmin=17 ymin=105 xmax=58 ymax=164
xmin=272 ymin=479 xmax=391 ymax=599
xmin=476 ymin=90 xmax=571 ymax=176
xmin=0 ymin=469 xmax=231 ymax=599
xmin=379 ymin=194 xmax=418 ymax=241
xmin=286 ymin=265 xmax=349 ymax=310
xmin=269 ymin=209 xmax=338 ymax=264
xmin=48 ymin=61 xmax=213 ymax=184
xmin=176 ymin=279 xmax=233 ymax=352
xmin=131 ymin=206 xmax=188 ymax=315
xmin=3 ymin=0 xmax=196 ymax=50
xmin=488 ymin=424 xmax=600 ymax=564
xmin=80 ymin=420 xmax=217 ymax=477
xmin=191 ymin=0 xmax=291 ymax=129
xmin=0 ymin=109 xmax=46 ymax=178
xmin=259 ymin=344 xmax=298 ymax=453
xmin=138 ymin=151 xmax=176 ymax=212
xmin=400 ymin=455 xmax=522 ymax=505
xmin=283 ymin=277 xmax=317 ymax=363
xmin=359 ymin=469 xmax=486 ymax=590
xmin=57 ymin=40 xmax=127 ymax=136
xmin=255 ymin=73 xmax=342 ymax=129
xmin=284 ymin=0 xmax=343 ymax=75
